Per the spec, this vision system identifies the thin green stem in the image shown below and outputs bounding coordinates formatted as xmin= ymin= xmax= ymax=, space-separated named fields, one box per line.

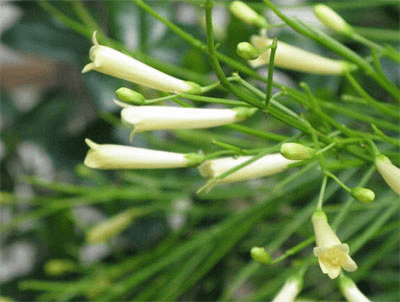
xmin=265 ymin=38 xmax=278 ymax=106
xmin=316 ymin=175 xmax=328 ymax=210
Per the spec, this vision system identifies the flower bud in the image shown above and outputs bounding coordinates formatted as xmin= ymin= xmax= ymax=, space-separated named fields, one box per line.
xmin=237 ymin=42 xmax=260 ymax=60
xmin=280 ymin=143 xmax=315 ymax=160
xmin=230 ymin=1 xmax=268 ymax=28
xmin=84 ymin=139 xmax=203 ymax=170
xmin=116 ymin=87 xmax=146 ymax=105
xmin=86 ymin=208 xmax=141 ymax=244
xmin=82 ymin=32 xmax=201 ymax=94
xmin=44 ymin=259 xmax=77 ymax=276
xmin=314 ymin=5 xmax=355 ymax=37
xmin=198 ymin=153 xmax=297 ymax=184
xmin=249 ymin=35 xmax=356 ymax=75
xmin=339 ymin=274 xmax=371 ymax=302
xmin=119 ymin=104 xmax=257 ymax=135
xmin=251 ymin=247 xmax=271 ymax=264
xmin=351 ymin=187 xmax=375 ymax=203
xmin=375 ymin=154 xmax=400 ymax=195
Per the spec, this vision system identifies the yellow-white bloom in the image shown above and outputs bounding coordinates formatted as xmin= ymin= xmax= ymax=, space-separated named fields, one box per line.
xmin=198 ymin=153 xmax=297 ymax=183
xmin=375 ymin=154 xmax=400 ymax=195
xmin=339 ymin=274 xmax=371 ymax=302
xmin=249 ymin=35 xmax=355 ymax=75
xmin=314 ymin=5 xmax=355 ymax=36
xmin=119 ymin=103 xmax=256 ymax=135
xmin=271 ymin=275 xmax=303 ymax=302
xmin=82 ymin=32 xmax=201 ymax=94
xmin=84 ymin=139 xmax=203 ymax=170
xmin=230 ymin=1 xmax=268 ymax=28
xmin=312 ymin=210 xmax=357 ymax=279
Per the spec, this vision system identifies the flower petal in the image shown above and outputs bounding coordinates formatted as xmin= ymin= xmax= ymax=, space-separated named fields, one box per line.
xmin=343 ymin=255 xmax=358 ymax=272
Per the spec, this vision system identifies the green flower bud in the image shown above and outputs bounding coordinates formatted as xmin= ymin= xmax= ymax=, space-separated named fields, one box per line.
xmin=44 ymin=259 xmax=77 ymax=276
xmin=233 ymin=106 xmax=258 ymax=121
xmin=280 ymin=143 xmax=315 ymax=160
xmin=237 ymin=42 xmax=260 ymax=60
xmin=116 ymin=87 xmax=145 ymax=105
xmin=250 ymin=247 xmax=271 ymax=264
xmin=351 ymin=187 xmax=375 ymax=203
xmin=86 ymin=208 xmax=141 ymax=244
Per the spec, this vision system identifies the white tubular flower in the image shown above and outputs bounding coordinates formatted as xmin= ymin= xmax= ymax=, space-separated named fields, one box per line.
xmin=230 ymin=1 xmax=268 ymax=28
xmin=249 ymin=35 xmax=355 ymax=75
xmin=119 ymin=104 xmax=257 ymax=135
xmin=271 ymin=274 xmax=303 ymax=302
xmin=375 ymin=154 xmax=400 ymax=195
xmin=339 ymin=274 xmax=371 ymax=302
xmin=314 ymin=5 xmax=355 ymax=37
xmin=198 ymin=153 xmax=297 ymax=183
xmin=312 ymin=210 xmax=357 ymax=279
xmin=84 ymin=139 xmax=203 ymax=170
xmin=82 ymin=32 xmax=201 ymax=94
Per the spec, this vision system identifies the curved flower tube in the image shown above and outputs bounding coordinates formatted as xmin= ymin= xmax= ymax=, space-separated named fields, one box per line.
xmin=84 ymin=139 xmax=203 ymax=170
xmin=198 ymin=153 xmax=297 ymax=183
xmin=249 ymin=35 xmax=355 ymax=75
xmin=312 ymin=210 xmax=357 ymax=279
xmin=119 ymin=103 xmax=257 ymax=135
xmin=82 ymin=32 xmax=201 ymax=94
xmin=339 ymin=274 xmax=371 ymax=302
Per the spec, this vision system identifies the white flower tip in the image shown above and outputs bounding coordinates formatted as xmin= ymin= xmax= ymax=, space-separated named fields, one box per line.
xmin=313 ymin=4 xmax=354 ymax=36
xmin=197 ymin=161 xmax=213 ymax=177
xmin=85 ymin=138 xmax=99 ymax=149
xmin=92 ymin=31 xmax=99 ymax=46
xmin=84 ymin=139 xmax=101 ymax=168
xmin=113 ymin=99 xmax=130 ymax=108
xmin=82 ymin=63 xmax=95 ymax=73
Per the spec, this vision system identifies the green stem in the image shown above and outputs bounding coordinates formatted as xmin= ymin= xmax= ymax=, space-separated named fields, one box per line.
xmin=265 ymin=38 xmax=278 ymax=106
xmin=316 ymin=175 xmax=328 ymax=210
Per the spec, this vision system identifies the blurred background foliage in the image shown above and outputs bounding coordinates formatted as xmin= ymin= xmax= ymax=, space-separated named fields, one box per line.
xmin=0 ymin=0 xmax=399 ymax=301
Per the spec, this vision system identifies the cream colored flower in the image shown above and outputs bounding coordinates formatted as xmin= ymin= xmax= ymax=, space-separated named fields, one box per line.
xmin=82 ymin=32 xmax=201 ymax=94
xmin=375 ymin=154 xmax=400 ymax=195
xmin=312 ymin=210 xmax=357 ymax=279
xmin=230 ymin=1 xmax=268 ymax=28
xmin=198 ymin=153 xmax=297 ymax=183
xmin=84 ymin=139 xmax=203 ymax=170
xmin=314 ymin=5 xmax=355 ymax=36
xmin=339 ymin=274 xmax=371 ymax=302
xmin=119 ymin=103 xmax=256 ymax=135
xmin=249 ymin=35 xmax=355 ymax=75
